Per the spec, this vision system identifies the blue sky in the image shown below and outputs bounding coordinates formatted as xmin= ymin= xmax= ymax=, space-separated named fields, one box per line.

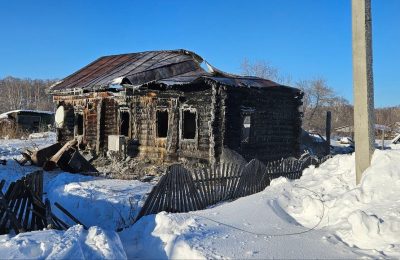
xmin=0 ymin=0 xmax=398 ymax=107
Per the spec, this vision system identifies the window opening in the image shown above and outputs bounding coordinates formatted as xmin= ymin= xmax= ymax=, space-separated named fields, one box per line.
xmin=120 ymin=111 xmax=130 ymax=137
xmin=76 ymin=114 xmax=84 ymax=135
xmin=241 ymin=115 xmax=251 ymax=143
xmin=182 ymin=110 xmax=196 ymax=139
xmin=156 ymin=110 xmax=169 ymax=138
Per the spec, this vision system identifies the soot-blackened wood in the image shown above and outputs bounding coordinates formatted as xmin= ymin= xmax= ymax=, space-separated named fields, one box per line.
xmin=136 ymin=174 xmax=167 ymax=220
xmin=135 ymin=164 xmax=204 ymax=222
xmin=51 ymin=213 xmax=69 ymax=230
xmin=0 ymin=170 xmax=75 ymax=235
xmin=0 ymin=181 xmax=19 ymax=230
xmin=234 ymin=159 xmax=259 ymax=198
xmin=192 ymin=168 xmax=205 ymax=206
xmin=0 ymin=189 xmax=24 ymax=234
xmin=54 ymin=202 xmax=88 ymax=230
xmin=23 ymin=197 xmax=32 ymax=231
xmin=45 ymin=199 xmax=53 ymax=228
xmin=135 ymin=155 xmax=320 ymax=224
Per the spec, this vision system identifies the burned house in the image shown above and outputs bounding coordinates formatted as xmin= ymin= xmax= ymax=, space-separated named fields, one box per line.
xmin=49 ymin=50 xmax=303 ymax=164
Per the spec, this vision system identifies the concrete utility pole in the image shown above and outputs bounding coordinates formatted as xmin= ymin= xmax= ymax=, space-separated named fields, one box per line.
xmin=352 ymin=0 xmax=375 ymax=184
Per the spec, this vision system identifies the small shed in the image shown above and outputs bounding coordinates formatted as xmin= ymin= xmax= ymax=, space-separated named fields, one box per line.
xmin=49 ymin=49 xmax=303 ymax=164
xmin=0 ymin=110 xmax=54 ymax=135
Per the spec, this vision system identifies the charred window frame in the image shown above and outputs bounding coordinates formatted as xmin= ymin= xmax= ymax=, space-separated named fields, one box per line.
xmin=156 ymin=109 xmax=169 ymax=138
xmin=87 ymin=102 xmax=95 ymax=111
xmin=241 ymin=108 xmax=254 ymax=144
xmin=181 ymin=108 xmax=197 ymax=140
xmin=119 ymin=109 xmax=130 ymax=137
xmin=75 ymin=113 xmax=84 ymax=136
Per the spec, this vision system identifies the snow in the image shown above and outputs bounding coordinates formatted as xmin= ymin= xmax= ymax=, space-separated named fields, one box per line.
xmin=0 ymin=133 xmax=152 ymax=259
xmin=0 ymin=225 xmax=126 ymax=259
xmin=46 ymin=174 xmax=153 ymax=230
xmin=375 ymin=124 xmax=391 ymax=131
xmin=0 ymin=110 xmax=54 ymax=119
xmin=123 ymin=146 xmax=400 ymax=259
xmin=339 ymin=136 xmax=353 ymax=144
xmin=1 ymin=133 xmax=400 ymax=259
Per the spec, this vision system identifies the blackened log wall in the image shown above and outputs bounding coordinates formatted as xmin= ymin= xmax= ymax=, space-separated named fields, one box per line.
xmin=223 ymin=86 xmax=302 ymax=162
xmin=130 ymin=87 xmax=214 ymax=162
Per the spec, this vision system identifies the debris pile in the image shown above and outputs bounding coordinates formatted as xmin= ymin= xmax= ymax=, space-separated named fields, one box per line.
xmin=15 ymin=140 xmax=97 ymax=174
xmin=0 ymin=170 xmax=86 ymax=235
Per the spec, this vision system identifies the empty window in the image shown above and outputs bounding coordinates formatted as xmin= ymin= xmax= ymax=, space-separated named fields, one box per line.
xmin=76 ymin=114 xmax=84 ymax=135
xmin=120 ymin=111 xmax=130 ymax=137
xmin=241 ymin=115 xmax=251 ymax=143
xmin=157 ymin=110 xmax=168 ymax=138
xmin=182 ymin=110 xmax=196 ymax=139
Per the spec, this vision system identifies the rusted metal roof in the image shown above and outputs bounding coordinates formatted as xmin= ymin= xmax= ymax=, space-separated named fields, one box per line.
xmin=50 ymin=49 xmax=204 ymax=93
xmin=50 ymin=49 xmax=298 ymax=93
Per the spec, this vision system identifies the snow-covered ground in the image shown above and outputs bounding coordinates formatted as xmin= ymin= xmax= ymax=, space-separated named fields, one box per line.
xmin=0 ymin=133 xmax=152 ymax=259
xmin=1 ymin=133 xmax=399 ymax=259
xmin=122 ymin=144 xmax=400 ymax=259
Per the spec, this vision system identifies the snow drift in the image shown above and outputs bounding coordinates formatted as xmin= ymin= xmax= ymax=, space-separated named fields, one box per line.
xmin=124 ymin=147 xmax=400 ymax=258
xmin=0 ymin=225 xmax=126 ymax=259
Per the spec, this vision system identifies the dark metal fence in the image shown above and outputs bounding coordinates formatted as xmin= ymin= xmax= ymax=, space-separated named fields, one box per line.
xmin=135 ymin=155 xmax=331 ymax=222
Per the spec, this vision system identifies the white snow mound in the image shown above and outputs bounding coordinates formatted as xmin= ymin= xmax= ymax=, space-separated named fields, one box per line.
xmin=0 ymin=225 xmax=127 ymax=259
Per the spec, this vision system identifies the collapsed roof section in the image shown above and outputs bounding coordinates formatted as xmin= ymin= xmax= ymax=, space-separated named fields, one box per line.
xmin=49 ymin=49 xmax=299 ymax=94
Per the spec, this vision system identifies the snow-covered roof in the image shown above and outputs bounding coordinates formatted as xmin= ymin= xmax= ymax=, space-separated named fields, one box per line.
xmin=0 ymin=110 xmax=54 ymax=119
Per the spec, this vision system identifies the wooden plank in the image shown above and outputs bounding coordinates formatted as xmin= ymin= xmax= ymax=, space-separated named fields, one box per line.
xmin=0 ymin=189 xmax=24 ymax=234
xmin=140 ymin=178 xmax=163 ymax=215
xmin=178 ymin=167 xmax=188 ymax=212
xmin=199 ymin=168 xmax=209 ymax=207
xmin=17 ymin=194 xmax=28 ymax=223
xmin=54 ymin=202 xmax=88 ymax=230
xmin=145 ymin=176 xmax=165 ymax=216
xmin=179 ymin=167 xmax=189 ymax=212
xmin=22 ymin=197 xmax=32 ymax=231
xmin=146 ymin=175 xmax=167 ymax=215
xmin=211 ymin=165 xmax=216 ymax=205
xmin=156 ymin=172 xmax=168 ymax=214
xmin=188 ymin=171 xmax=200 ymax=211
xmin=164 ymin=169 xmax=173 ymax=213
xmin=192 ymin=168 xmax=206 ymax=207
xmin=0 ymin=181 xmax=20 ymax=230
xmin=51 ymin=213 xmax=69 ymax=230
xmin=45 ymin=199 xmax=53 ymax=229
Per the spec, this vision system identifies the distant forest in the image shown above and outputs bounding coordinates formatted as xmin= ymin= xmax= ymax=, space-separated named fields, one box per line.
xmin=1 ymin=75 xmax=399 ymax=134
xmin=0 ymin=76 xmax=56 ymax=114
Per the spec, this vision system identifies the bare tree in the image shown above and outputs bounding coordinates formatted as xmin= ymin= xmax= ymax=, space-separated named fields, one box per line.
xmin=240 ymin=58 xmax=292 ymax=85
xmin=240 ymin=60 xmax=351 ymax=132
xmin=0 ymin=76 xmax=56 ymax=114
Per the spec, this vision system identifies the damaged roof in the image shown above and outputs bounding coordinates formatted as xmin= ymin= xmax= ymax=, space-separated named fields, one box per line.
xmin=50 ymin=49 xmax=297 ymax=93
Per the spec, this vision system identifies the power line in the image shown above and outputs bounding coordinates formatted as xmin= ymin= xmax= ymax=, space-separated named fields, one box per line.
xmin=188 ymin=185 xmax=325 ymax=237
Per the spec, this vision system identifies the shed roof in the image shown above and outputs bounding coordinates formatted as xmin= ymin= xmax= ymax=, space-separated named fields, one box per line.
xmin=49 ymin=49 xmax=298 ymax=94
xmin=0 ymin=110 xmax=54 ymax=120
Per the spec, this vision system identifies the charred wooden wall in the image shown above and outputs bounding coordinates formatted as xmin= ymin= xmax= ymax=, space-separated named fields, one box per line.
xmin=222 ymin=86 xmax=302 ymax=162
xmin=53 ymin=83 xmax=302 ymax=166
xmin=53 ymin=93 xmax=119 ymax=154
xmin=56 ymin=102 xmax=75 ymax=143
xmin=129 ymin=86 xmax=214 ymax=163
